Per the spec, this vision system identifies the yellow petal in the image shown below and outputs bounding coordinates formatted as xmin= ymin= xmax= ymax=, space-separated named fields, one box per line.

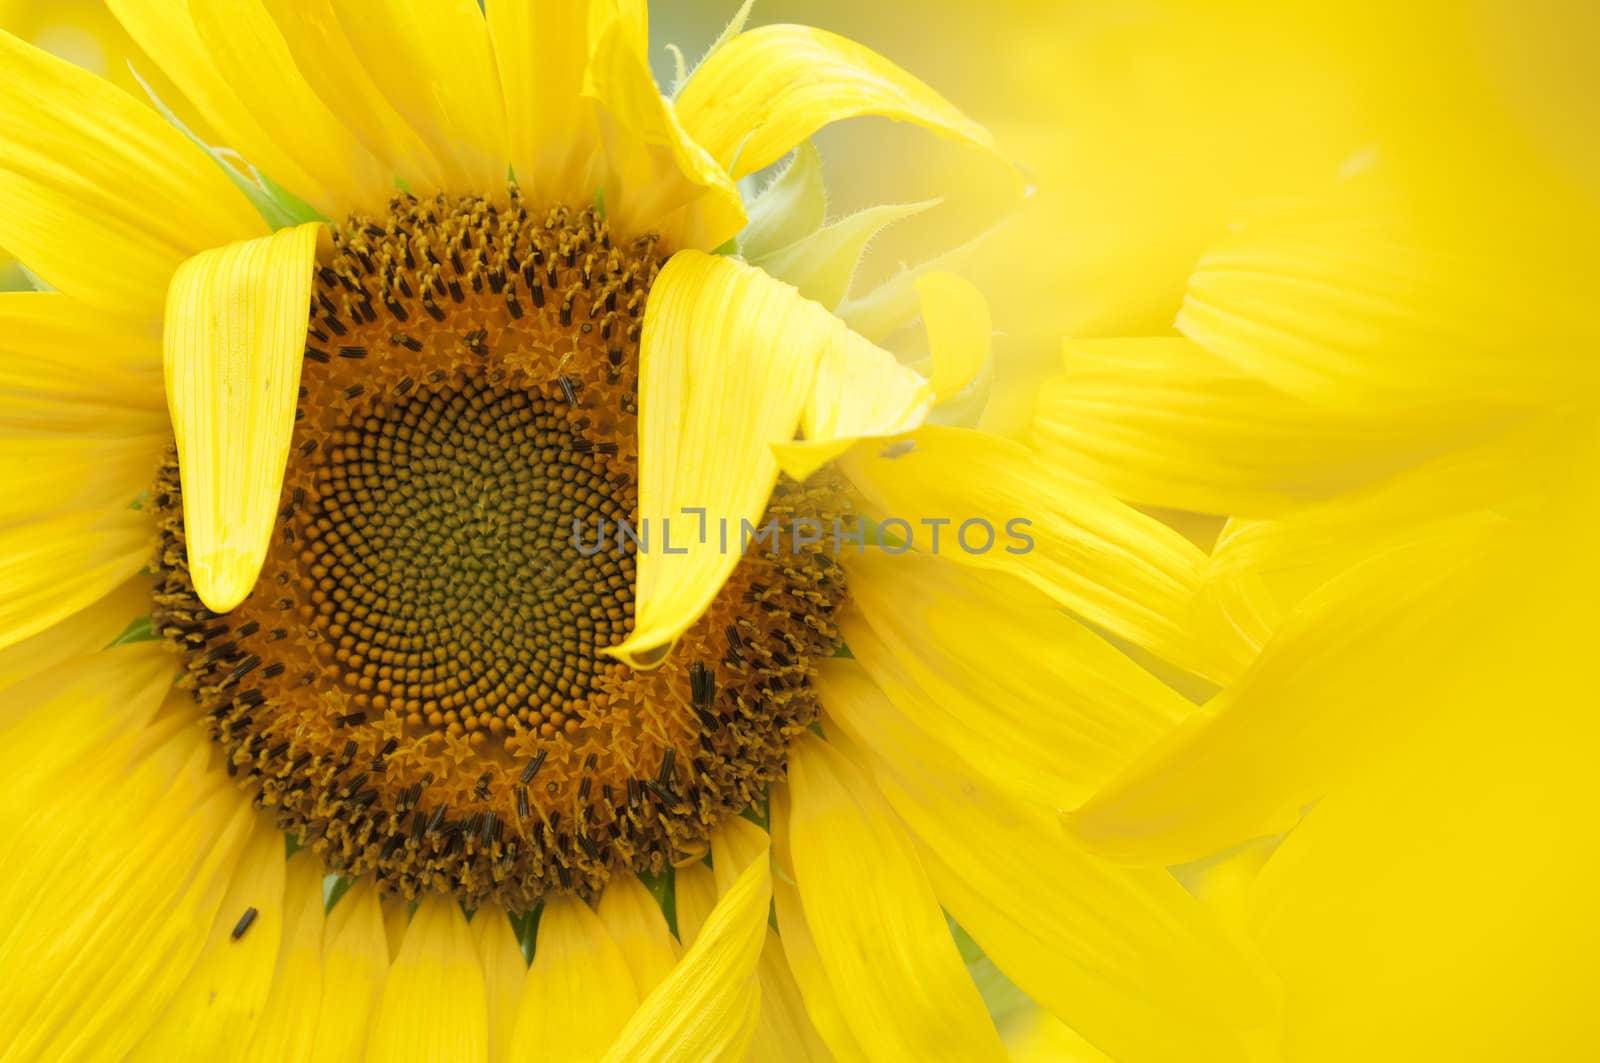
xmin=311 ymin=880 xmax=390 ymax=1061
xmin=676 ymin=24 xmax=1000 ymax=180
xmin=261 ymin=0 xmax=448 ymax=192
xmin=747 ymin=927 xmax=833 ymax=1063
xmin=1177 ymin=172 xmax=1600 ymax=418
xmin=0 ymin=508 xmax=155 ymax=653
xmin=0 ymin=434 xmax=166 ymax=522
xmin=241 ymin=850 xmax=325 ymax=1062
xmin=583 ymin=12 xmax=746 ymax=250
xmin=1033 ymin=337 xmax=1454 ymax=517
xmin=164 ymin=221 xmax=322 ymax=613
xmin=739 ymin=141 xmax=825 ymax=261
xmin=769 ymin=787 xmax=870 ymax=1063
xmin=0 ymin=27 xmax=266 ymax=313
xmin=128 ymin=815 xmax=286 ymax=1063
xmin=2 ymin=728 xmax=255 ymax=1062
xmin=105 ymin=0 xmax=335 ymax=202
xmin=673 ymin=860 xmax=718 ymax=946
xmin=611 ymin=250 xmax=927 ymax=666
xmin=839 ymin=553 xmax=1191 ymax=809
xmin=601 ymin=822 xmax=772 ymax=1063
xmin=819 ymin=661 xmax=1277 ymax=1062
xmin=510 ymin=895 xmax=638 ymax=1061
xmin=783 ymin=732 xmax=1005 ymax=1060
xmin=329 ymin=0 xmax=507 ymax=190
xmin=840 ymin=425 xmax=1245 ymax=681
xmin=0 ymin=577 xmax=151 ymax=696
xmin=1068 ymin=523 xmax=1497 ymax=865
xmin=597 ymin=872 xmax=681 ymax=997
xmin=709 ymin=815 xmax=769 ymax=897
xmin=188 ymin=0 xmax=391 ymax=215
xmin=751 ymin=199 xmax=939 ymax=311
xmin=487 ymin=0 xmax=603 ymax=198
xmin=0 ymin=290 xmax=162 ymax=376
xmin=367 ymin=894 xmax=490 ymax=1062
xmin=916 ymin=272 xmax=992 ymax=404
xmin=473 ymin=908 xmax=530 ymax=1063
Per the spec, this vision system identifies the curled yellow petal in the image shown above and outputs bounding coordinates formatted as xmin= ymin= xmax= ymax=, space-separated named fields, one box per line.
xmin=677 ymin=24 xmax=1001 ymax=180
xmin=601 ymin=824 xmax=772 ymax=1063
xmin=164 ymin=221 xmax=322 ymax=613
xmin=610 ymin=251 xmax=928 ymax=666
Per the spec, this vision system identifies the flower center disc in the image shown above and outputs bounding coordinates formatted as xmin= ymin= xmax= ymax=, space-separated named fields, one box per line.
xmin=152 ymin=192 xmax=848 ymax=906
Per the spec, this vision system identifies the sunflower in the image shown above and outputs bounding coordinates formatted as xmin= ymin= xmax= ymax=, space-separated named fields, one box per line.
xmin=0 ymin=1 xmax=1274 ymax=1060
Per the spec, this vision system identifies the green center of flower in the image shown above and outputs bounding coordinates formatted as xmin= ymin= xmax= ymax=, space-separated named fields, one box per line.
xmin=151 ymin=191 xmax=849 ymax=907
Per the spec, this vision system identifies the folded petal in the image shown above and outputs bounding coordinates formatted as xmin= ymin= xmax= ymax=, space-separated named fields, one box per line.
xmin=841 ymin=425 xmax=1245 ymax=680
xmin=819 ymin=661 xmax=1277 ymax=1062
xmin=367 ymin=894 xmax=489 ymax=1062
xmin=0 ymin=27 xmax=266 ymax=313
xmin=782 ymin=732 xmax=1005 ymax=1060
xmin=841 ymin=553 xmax=1191 ymax=808
xmin=601 ymin=823 xmax=772 ymax=1063
xmin=1068 ymin=521 xmax=1499 ymax=865
xmin=164 ymin=221 xmax=322 ymax=612
xmin=611 ymin=251 xmax=927 ymax=666
xmin=510 ymin=895 xmax=638 ymax=1060
xmin=677 ymin=24 xmax=1001 ymax=180
xmin=583 ymin=12 xmax=745 ymax=250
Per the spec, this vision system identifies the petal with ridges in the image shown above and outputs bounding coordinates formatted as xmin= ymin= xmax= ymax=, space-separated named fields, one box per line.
xmin=367 ymin=895 xmax=489 ymax=1062
xmin=841 ymin=425 xmax=1245 ymax=680
xmin=769 ymin=786 xmax=870 ymax=1063
xmin=189 ymin=0 xmax=390 ymax=216
xmin=242 ymin=850 xmax=325 ymax=1062
xmin=311 ymin=880 xmax=390 ymax=1060
xmin=784 ymin=733 xmax=1005 ymax=1060
xmin=330 ymin=0 xmax=507 ymax=190
xmin=612 ymin=251 xmax=925 ymax=665
xmin=840 ymin=554 xmax=1190 ymax=809
xmin=748 ymin=927 xmax=833 ymax=1063
xmin=584 ymin=13 xmax=746 ymax=250
xmin=127 ymin=815 xmax=285 ymax=1063
xmin=0 ymin=27 xmax=266 ymax=313
xmin=819 ymin=661 xmax=1277 ymax=1063
xmin=487 ymin=0 xmax=602 ymax=198
xmin=597 ymin=872 xmax=681 ymax=997
xmin=164 ymin=221 xmax=322 ymax=613
xmin=0 ymin=577 xmax=152 ymax=696
xmin=473 ymin=908 xmax=529 ymax=1063
xmin=511 ymin=895 xmax=638 ymax=1060
xmin=677 ymin=24 xmax=1001 ymax=180
xmin=0 ymin=508 xmax=155 ymax=653
xmin=601 ymin=822 xmax=772 ymax=1063
xmin=0 ymin=291 xmax=162 ymax=374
